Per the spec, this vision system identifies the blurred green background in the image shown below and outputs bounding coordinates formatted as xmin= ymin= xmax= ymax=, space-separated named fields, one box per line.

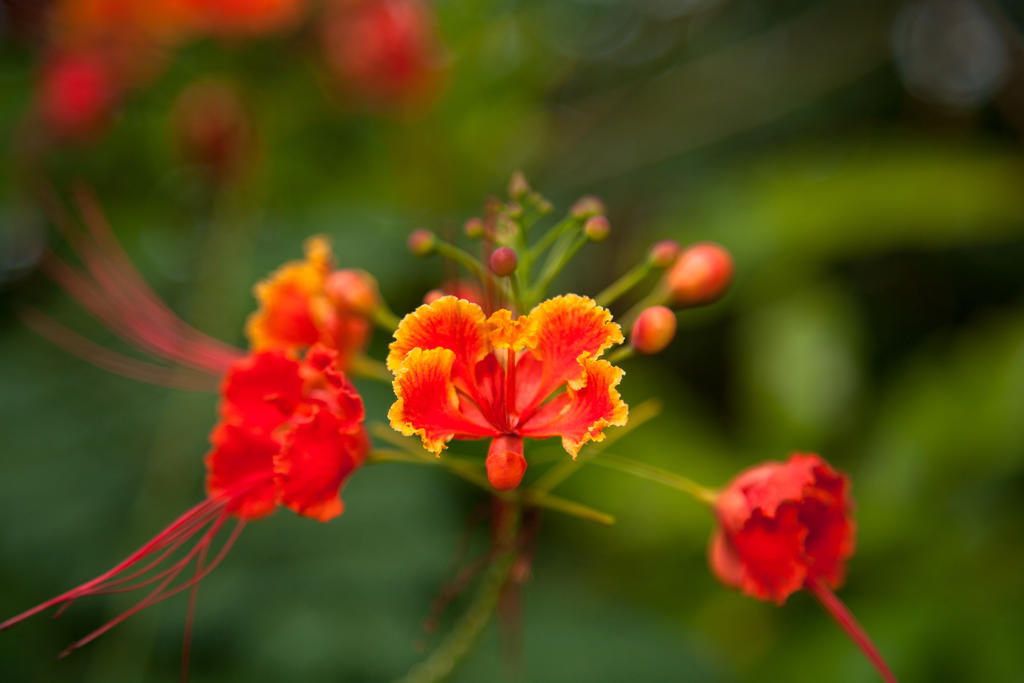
xmin=2 ymin=0 xmax=1024 ymax=681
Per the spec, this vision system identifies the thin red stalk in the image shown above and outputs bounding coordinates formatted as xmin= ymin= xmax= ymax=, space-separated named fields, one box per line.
xmin=57 ymin=514 xmax=228 ymax=658
xmin=0 ymin=499 xmax=224 ymax=631
xmin=806 ymin=578 xmax=898 ymax=683
xmin=71 ymin=185 xmax=242 ymax=371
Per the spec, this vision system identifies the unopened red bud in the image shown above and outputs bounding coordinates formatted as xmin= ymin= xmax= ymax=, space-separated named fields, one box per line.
xmin=464 ymin=217 xmax=484 ymax=238
xmin=408 ymin=228 xmax=435 ymax=256
xmin=631 ymin=306 xmax=676 ymax=354
xmin=583 ymin=215 xmax=610 ymax=242
xmin=324 ymin=269 xmax=379 ymax=315
xmin=649 ymin=240 xmax=681 ymax=268
xmin=486 ymin=435 xmax=526 ymax=490
xmin=423 ymin=289 xmax=444 ymax=304
xmin=489 ymin=247 xmax=518 ymax=277
xmin=508 ymin=171 xmax=530 ymax=199
xmin=666 ymin=242 xmax=733 ymax=305
xmin=571 ymin=195 xmax=606 ymax=219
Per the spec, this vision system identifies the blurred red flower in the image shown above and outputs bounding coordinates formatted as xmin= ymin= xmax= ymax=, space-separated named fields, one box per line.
xmin=709 ymin=453 xmax=855 ymax=604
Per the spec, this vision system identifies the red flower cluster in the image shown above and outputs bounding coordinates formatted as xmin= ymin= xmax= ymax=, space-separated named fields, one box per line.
xmin=709 ymin=453 xmax=856 ymax=604
xmin=208 ymin=344 xmax=369 ymax=521
xmin=1 ymin=345 xmax=368 ymax=654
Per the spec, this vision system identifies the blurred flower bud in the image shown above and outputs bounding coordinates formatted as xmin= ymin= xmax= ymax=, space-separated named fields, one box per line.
xmin=464 ymin=217 xmax=484 ymax=239
xmin=423 ymin=288 xmax=444 ymax=304
xmin=570 ymin=195 xmax=605 ymax=220
xmin=325 ymin=269 xmax=379 ymax=316
xmin=39 ymin=52 xmax=116 ymax=140
xmin=631 ymin=306 xmax=676 ymax=355
xmin=489 ymin=247 xmax=518 ymax=277
xmin=504 ymin=201 xmax=523 ymax=220
xmin=408 ymin=228 xmax=435 ymax=256
xmin=321 ymin=0 xmax=442 ymax=106
xmin=508 ymin=171 xmax=530 ymax=199
xmin=494 ymin=215 xmax=519 ymax=243
xmin=666 ymin=242 xmax=733 ymax=305
xmin=173 ymin=79 xmax=251 ymax=184
xmin=648 ymin=240 xmax=681 ymax=268
xmin=583 ymin=215 xmax=610 ymax=242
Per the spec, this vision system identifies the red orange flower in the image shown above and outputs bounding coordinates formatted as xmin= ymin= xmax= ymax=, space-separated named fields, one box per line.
xmin=388 ymin=294 xmax=628 ymax=490
xmin=246 ymin=236 xmax=373 ymax=367
xmin=709 ymin=453 xmax=856 ymax=604
xmin=1 ymin=345 xmax=367 ymax=653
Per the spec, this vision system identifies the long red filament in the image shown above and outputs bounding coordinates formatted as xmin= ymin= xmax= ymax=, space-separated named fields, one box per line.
xmin=20 ymin=308 xmax=221 ymax=392
xmin=34 ymin=184 xmax=244 ymax=384
xmin=806 ymin=578 xmax=898 ymax=683
xmin=505 ymin=347 xmax=517 ymax=429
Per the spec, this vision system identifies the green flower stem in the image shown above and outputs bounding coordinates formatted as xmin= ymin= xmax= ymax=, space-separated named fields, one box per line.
xmin=508 ymin=275 xmax=527 ymax=314
xmin=619 ymin=286 xmax=669 ymax=331
xmin=605 ymin=346 xmax=634 ymax=364
xmin=529 ymin=234 xmax=589 ymax=305
xmin=349 ymin=356 xmax=393 ymax=383
xmin=590 ymin=453 xmax=718 ymax=506
xmin=397 ymin=502 xmax=520 ymax=683
xmin=531 ymin=399 xmax=663 ymax=495
xmin=527 ymin=216 xmax=578 ymax=262
xmin=365 ymin=441 xmax=616 ymax=525
xmin=372 ymin=304 xmax=401 ymax=332
xmin=433 ymin=240 xmax=512 ymax=303
xmin=594 ymin=260 xmax=654 ymax=307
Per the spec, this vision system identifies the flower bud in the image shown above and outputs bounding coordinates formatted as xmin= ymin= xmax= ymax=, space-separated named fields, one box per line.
xmin=665 ymin=242 xmax=733 ymax=305
xmin=583 ymin=215 xmax=610 ymax=242
xmin=423 ymin=289 xmax=444 ymax=304
xmin=486 ymin=435 xmax=526 ymax=490
xmin=631 ymin=306 xmax=676 ymax=354
xmin=508 ymin=171 xmax=530 ymax=199
xmin=463 ymin=217 xmax=484 ymax=239
xmin=324 ymin=269 xmax=379 ymax=316
xmin=407 ymin=228 xmax=435 ymax=256
xmin=489 ymin=247 xmax=518 ymax=277
xmin=504 ymin=201 xmax=523 ymax=220
xmin=648 ymin=240 xmax=681 ymax=268
xmin=570 ymin=195 xmax=605 ymax=219
xmin=173 ymin=79 xmax=251 ymax=184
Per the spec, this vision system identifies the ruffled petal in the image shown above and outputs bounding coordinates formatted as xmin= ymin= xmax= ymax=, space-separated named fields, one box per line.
xmin=516 ymin=356 xmax=628 ymax=456
xmin=800 ymin=460 xmax=856 ymax=588
xmin=274 ymin=406 xmax=368 ymax=522
xmin=519 ymin=294 xmax=623 ymax=410
xmin=729 ymin=504 xmax=809 ymax=604
xmin=387 ymin=296 xmax=489 ymax=389
xmin=389 ymin=346 xmax=499 ymax=453
xmin=717 ymin=456 xmax=818 ymax=531
xmin=220 ymin=351 xmax=303 ymax=434
xmin=245 ymin=236 xmax=332 ymax=352
xmin=204 ymin=422 xmax=279 ymax=520
xmin=709 ymin=529 xmax=745 ymax=591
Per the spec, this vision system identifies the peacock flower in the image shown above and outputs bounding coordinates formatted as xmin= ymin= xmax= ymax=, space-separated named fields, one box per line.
xmin=246 ymin=236 xmax=373 ymax=367
xmin=388 ymin=294 xmax=628 ymax=490
xmin=1 ymin=344 xmax=368 ymax=654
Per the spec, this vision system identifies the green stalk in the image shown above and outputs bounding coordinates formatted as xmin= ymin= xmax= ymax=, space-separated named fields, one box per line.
xmin=396 ymin=503 xmax=520 ymax=683
xmin=594 ymin=260 xmax=654 ymax=307
xmin=590 ymin=453 xmax=718 ymax=505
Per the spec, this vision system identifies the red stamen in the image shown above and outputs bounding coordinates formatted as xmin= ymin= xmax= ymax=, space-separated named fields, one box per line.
xmin=19 ymin=308 xmax=221 ymax=392
xmin=505 ymin=347 xmax=516 ymax=428
xmin=806 ymin=578 xmax=898 ymax=683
